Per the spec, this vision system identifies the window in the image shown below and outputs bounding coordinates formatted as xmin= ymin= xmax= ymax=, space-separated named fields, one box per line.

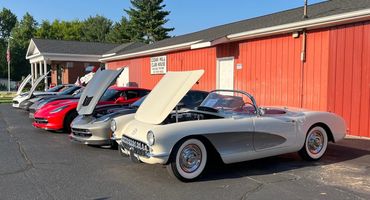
xmin=138 ymin=90 xmax=150 ymax=97
xmin=125 ymin=90 xmax=139 ymax=100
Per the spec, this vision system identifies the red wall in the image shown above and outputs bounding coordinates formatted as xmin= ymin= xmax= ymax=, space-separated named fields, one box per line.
xmin=226 ymin=30 xmax=329 ymax=111
xmin=107 ymin=48 xmax=217 ymax=91
xmin=328 ymin=22 xmax=370 ymax=137
xmin=107 ymin=21 xmax=370 ymax=138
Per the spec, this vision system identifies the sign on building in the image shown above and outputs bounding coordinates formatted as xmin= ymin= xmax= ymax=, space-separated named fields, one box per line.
xmin=150 ymin=56 xmax=167 ymax=74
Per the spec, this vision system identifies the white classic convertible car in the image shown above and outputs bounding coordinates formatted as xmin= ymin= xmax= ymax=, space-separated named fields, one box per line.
xmin=112 ymin=70 xmax=346 ymax=181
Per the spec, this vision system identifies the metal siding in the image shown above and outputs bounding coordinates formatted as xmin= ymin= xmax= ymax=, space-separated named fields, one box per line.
xmin=166 ymin=48 xmax=217 ymax=91
xmin=106 ymin=21 xmax=370 ymax=137
xmin=328 ymin=22 xmax=370 ymax=137
xmin=303 ymin=30 xmax=330 ymax=111
xmin=232 ymin=34 xmax=304 ymax=108
xmin=107 ymin=48 xmax=217 ymax=91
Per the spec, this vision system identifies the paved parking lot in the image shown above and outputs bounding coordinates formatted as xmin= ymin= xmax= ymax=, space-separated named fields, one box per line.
xmin=1 ymin=104 xmax=370 ymax=200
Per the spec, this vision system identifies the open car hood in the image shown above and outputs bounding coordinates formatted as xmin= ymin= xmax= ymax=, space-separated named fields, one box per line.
xmin=26 ymin=72 xmax=50 ymax=99
xmin=77 ymin=68 xmax=124 ymax=116
xmin=17 ymin=74 xmax=31 ymax=95
xmin=135 ymin=70 xmax=204 ymax=125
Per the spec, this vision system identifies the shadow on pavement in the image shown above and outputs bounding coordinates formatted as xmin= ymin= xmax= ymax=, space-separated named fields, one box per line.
xmin=199 ymin=138 xmax=370 ymax=181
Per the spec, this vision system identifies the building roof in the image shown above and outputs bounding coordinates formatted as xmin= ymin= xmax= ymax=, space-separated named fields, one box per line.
xmin=31 ymin=38 xmax=121 ymax=55
xmin=102 ymin=42 xmax=146 ymax=56
xmin=102 ymin=0 xmax=370 ymax=61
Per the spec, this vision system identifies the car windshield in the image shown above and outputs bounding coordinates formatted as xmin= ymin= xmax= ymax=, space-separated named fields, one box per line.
xmin=59 ymin=86 xmax=79 ymax=95
xmin=130 ymin=91 xmax=208 ymax=109
xmin=199 ymin=91 xmax=257 ymax=115
xmin=131 ymin=95 xmax=147 ymax=107
xmin=46 ymin=85 xmax=65 ymax=92
xmin=100 ymin=89 xmax=119 ymax=101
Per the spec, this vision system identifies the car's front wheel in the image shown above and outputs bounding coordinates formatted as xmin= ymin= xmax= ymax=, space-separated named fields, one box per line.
xmin=63 ymin=110 xmax=78 ymax=133
xmin=167 ymin=138 xmax=207 ymax=182
xmin=299 ymin=126 xmax=328 ymax=161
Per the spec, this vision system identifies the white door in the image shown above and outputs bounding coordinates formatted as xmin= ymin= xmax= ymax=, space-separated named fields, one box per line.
xmin=217 ymin=58 xmax=234 ymax=90
xmin=116 ymin=67 xmax=129 ymax=87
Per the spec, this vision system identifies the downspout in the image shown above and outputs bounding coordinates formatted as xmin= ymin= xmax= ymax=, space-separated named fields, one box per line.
xmin=300 ymin=30 xmax=307 ymax=108
xmin=300 ymin=0 xmax=308 ymax=108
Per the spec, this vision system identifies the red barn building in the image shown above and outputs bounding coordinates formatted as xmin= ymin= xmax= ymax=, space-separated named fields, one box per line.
xmin=101 ymin=0 xmax=370 ymax=138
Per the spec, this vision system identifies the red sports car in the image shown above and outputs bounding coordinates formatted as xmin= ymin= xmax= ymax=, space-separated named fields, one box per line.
xmin=33 ymin=86 xmax=150 ymax=132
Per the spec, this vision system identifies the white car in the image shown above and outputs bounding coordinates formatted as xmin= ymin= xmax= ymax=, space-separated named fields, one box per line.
xmin=112 ymin=70 xmax=346 ymax=182
xmin=12 ymin=72 xmax=52 ymax=108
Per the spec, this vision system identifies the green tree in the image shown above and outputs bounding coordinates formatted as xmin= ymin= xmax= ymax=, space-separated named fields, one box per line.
xmin=81 ymin=15 xmax=112 ymax=42
xmin=106 ymin=16 xmax=132 ymax=43
xmin=36 ymin=19 xmax=83 ymax=41
xmin=125 ymin=0 xmax=174 ymax=43
xmin=35 ymin=20 xmax=54 ymax=39
xmin=0 ymin=8 xmax=17 ymax=79
xmin=0 ymin=8 xmax=17 ymax=39
xmin=10 ymin=12 xmax=37 ymax=81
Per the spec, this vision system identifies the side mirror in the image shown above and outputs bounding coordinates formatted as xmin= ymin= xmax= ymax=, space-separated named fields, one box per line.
xmin=115 ymin=96 xmax=127 ymax=104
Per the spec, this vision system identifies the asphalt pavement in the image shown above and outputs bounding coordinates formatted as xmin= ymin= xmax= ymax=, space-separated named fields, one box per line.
xmin=0 ymin=104 xmax=369 ymax=200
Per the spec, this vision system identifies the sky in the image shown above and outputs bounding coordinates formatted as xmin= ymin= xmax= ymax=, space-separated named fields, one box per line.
xmin=1 ymin=0 xmax=325 ymax=36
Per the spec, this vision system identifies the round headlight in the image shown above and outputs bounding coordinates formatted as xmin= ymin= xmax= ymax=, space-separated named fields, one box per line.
xmin=110 ymin=120 xmax=117 ymax=132
xmin=147 ymin=131 xmax=155 ymax=146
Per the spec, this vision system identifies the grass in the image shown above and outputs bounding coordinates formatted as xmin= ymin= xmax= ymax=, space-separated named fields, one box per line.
xmin=0 ymin=92 xmax=16 ymax=104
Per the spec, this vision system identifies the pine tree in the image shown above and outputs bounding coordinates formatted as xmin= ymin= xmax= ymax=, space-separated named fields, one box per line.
xmin=106 ymin=17 xmax=132 ymax=43
xmin=125 ymin=0 xmax=174 ymax=44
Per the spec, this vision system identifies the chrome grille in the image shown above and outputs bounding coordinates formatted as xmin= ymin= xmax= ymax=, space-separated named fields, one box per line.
xmin=34 ymin=118 xmax=48 ymax=124
xmin=121 ymin=136 xmax=149 ymax=157
xmin=71 ymin=128 xmax=92 ymax=137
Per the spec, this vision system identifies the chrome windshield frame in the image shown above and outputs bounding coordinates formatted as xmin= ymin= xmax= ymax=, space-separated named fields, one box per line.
xmin=209 ymin=89 xmax=261 ymax=116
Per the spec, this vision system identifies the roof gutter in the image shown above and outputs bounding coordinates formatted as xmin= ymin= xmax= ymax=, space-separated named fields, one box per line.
xmin=190 ymin=37 xmax=229 ymax=49
xmin=102 ymin=53 xmax=116 ymax=57
xmin=228 ymin=8 xmax=370 ymax=41
xmin=26 ymin=52 xmax=101 ymax=60
xmin=100 ymin=40 xmax=202 ymax=62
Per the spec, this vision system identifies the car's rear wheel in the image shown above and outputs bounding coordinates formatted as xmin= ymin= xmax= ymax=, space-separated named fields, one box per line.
xmin=299 ymin=126 xmax=328 ymax=161
xmin=166 ymin=138 xmax=207 ymax=182
xmin=63 ymin=110 xmax=78 ymax=133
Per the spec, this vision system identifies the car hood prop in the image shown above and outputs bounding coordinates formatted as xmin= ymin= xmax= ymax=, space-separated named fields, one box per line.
xmin=26 ymin=72 xmax=50 ymax=99
xmin=16 ymin=74 xmax=31 ymax=95
xmin=135 ymin=70 xmax=204 ymax=125
xmin=77 ymin=68 xmax=124 ymax=116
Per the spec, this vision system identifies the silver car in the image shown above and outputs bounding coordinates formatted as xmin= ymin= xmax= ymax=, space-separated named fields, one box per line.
xmin=70 ymin=90 xmax=208 ymax=148
xmin=69 ymin=68 xmax=148 ymax=147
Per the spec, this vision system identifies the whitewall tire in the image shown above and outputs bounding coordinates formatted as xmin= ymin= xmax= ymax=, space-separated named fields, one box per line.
xmin=299 ymin=126 xmax=328 ymax=161
xmin=167 ymin=138 xmax=207 ymax=182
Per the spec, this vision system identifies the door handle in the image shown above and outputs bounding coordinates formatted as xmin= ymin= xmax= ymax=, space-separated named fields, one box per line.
xmin=285 ymin=119 xmax=296 ymax=123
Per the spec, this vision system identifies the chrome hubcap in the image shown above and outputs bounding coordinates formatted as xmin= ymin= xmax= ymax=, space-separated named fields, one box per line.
xmin=179 ymin=144 xmax=202 ymax=173
xmin=307 ymin=130 xmax=324 ymax=154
